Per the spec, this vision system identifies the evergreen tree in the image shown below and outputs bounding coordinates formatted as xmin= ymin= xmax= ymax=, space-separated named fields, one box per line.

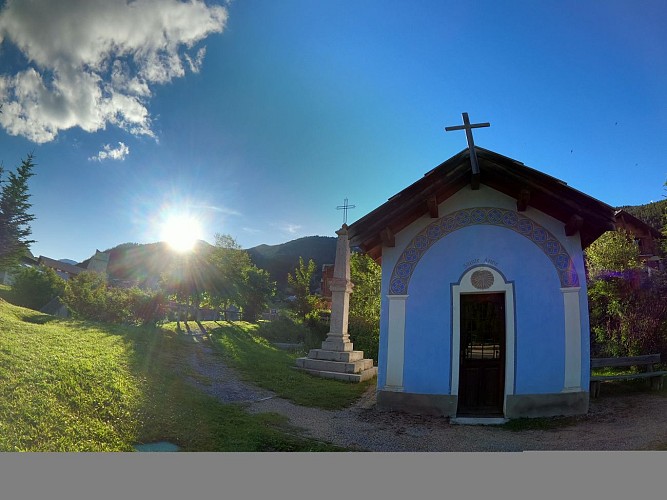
xmin=0 ymin=154 xmax=36 ymax=270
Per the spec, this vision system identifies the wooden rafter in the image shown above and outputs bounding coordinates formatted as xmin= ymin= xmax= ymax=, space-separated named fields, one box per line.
xmin=517 ymin=189 xmax=530 ymax=212
xmin=380 ymin=227 xmax=395 ymax=247
xmin=565 ymin=214 xmax=584 ymax=236
xmin=427 ymin=195 xmax=439 ymax=218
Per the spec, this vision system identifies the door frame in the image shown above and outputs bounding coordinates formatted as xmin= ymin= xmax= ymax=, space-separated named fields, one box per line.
xmin=451 ymin=266 xmax=515 ymax=416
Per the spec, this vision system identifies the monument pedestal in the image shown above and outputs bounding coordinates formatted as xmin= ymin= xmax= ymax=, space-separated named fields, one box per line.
xmin=295 ymin=224 xmax=377 ymax=383
xmin=296 ymin=346 xmax=377 ymax=382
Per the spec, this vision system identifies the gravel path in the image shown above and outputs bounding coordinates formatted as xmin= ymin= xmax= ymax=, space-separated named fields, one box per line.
xmin=174 ymin=330 xmax=274 ymax=404
xmin=175 ymin=330 xmax=667 ymax=452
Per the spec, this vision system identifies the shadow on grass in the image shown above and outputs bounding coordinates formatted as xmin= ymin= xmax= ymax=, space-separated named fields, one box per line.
xmin=20 ymin=312 xmax=60 ymax=325
xmin=206 ymin=321 xmax=375 ymax=410
xmin=118 ymin=323 xmax=346 ymax=451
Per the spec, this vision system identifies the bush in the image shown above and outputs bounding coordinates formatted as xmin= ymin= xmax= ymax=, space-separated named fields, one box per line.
xmin=256 ymin=317 xmax=309 ymax=343
xmin=10 ymin=266 xmax=65 ymax=310
xmin=63 ymin=271 xmax=166 ymax=326
xmin=349 ymin=317 xmax=379 ymax=363
xmin=589 ymin=272 xmax=667 ymax=359
xmin=254 ymin=315 xmax=327 ymax=352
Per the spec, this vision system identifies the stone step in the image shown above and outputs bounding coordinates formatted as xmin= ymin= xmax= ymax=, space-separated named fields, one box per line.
xmin=306 ymin=349 xmax=365 ymax=362
xmin=295 ymin=357 xmax=374 ymax=374
xmin=295 ymin=366 xmax=378 ymax=383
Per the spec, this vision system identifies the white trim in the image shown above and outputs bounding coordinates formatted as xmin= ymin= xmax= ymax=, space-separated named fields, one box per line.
xmin=451 ymin=267 xmax=515 ymax=415
xmin=561 ymin=287 xmax=582 ymax=392
xmin=385 ymin=294 xmax=408 ymax=391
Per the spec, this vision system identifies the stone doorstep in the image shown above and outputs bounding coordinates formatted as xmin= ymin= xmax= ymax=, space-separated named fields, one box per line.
xmin=306 ymin=349 xmax=364 ymax=362
xmin=295 ymin=357 xmax=374 ymax=374
xmin=450 ymin=417 xmax=508 ymax=425
xmin=295 ymin=366 xmax=378 ymax=383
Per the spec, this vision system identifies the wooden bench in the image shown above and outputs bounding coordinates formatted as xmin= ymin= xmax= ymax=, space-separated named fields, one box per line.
xmin=590 ymin=354 xmax=667 ymax=398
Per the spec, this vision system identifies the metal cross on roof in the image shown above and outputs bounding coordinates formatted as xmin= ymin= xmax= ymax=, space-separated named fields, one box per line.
xmin=336 ymin=197 xmax=356 ymax=225
xmin=445 ymin=112 xmax=490 ymax=186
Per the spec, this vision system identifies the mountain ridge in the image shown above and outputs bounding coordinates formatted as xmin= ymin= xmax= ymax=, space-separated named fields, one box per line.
xmin=68 ymin=199 xmax=664 ymax=289
xmin=75 ymin=235 xmax=337 ymax=293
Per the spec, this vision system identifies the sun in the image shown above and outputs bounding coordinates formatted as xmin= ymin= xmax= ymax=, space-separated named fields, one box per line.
xmin=160 ymin=213 xmax=203 ymax=253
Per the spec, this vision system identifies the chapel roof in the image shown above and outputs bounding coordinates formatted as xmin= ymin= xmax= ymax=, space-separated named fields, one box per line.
xmin=347 ymin=147 xmax=616 ymax=261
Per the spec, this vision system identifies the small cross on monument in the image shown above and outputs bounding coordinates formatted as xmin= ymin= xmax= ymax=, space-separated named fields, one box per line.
xmin=445 ymin=112 xmax=490 ymax=190
xmin=336 ymin=197 xmax=355 ymax=225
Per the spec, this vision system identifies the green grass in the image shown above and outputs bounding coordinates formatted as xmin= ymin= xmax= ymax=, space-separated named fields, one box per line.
xmin=500 ymin=416 xmax=579 ymax=431
xmin=177 ymin=320 xmax=374 ymax=410
xmin=0 ymin=299 xmax=344 ymax=451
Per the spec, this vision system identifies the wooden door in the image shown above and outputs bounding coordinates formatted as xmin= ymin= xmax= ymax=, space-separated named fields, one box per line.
xmin=457 ymin=293 xmax=505 ymax=416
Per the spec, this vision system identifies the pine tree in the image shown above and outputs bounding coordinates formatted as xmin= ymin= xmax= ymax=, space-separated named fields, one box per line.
xmin=0 ymin=154 xmax=36 ymax=270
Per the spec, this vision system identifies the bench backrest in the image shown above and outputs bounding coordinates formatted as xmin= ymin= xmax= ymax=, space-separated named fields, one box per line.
xmin=591 ymin=354 xmax=661 ymax=369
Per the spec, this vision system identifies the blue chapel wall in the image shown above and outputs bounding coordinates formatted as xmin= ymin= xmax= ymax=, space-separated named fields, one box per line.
xmin=376 ymin=186 xmax=591 ymax=396
xmin=402 ymin=225 xmax=565 ymax=395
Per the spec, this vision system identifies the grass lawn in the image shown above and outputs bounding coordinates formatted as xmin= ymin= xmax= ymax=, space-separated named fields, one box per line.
xmin=0 ymin=300 xmax=344 ymax=451
xmin=170 ymin=320 xmax=375 ymax=410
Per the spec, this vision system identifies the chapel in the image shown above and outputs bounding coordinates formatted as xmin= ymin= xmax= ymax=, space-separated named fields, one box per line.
xmin=347 ymin=144 xmax=615 ymax=419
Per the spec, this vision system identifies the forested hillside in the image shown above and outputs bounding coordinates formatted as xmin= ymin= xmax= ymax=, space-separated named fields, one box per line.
xmin=617 ymin=199 xmax=666 ymax=232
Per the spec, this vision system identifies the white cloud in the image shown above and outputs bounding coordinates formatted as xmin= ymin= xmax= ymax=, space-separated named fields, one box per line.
xmin=279 ymin=223 xmax=302 ymax=235
xmin=0 ymin=0 xmax=227 ymax=143
xmin=89 ymin=142 xmax=130 ymax=162
xmin=192 ymin=204 xmax=241 ymax=216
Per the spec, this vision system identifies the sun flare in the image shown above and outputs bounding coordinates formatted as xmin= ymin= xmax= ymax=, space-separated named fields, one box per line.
xmin=160 ymin=214 xmax=203 ymax=253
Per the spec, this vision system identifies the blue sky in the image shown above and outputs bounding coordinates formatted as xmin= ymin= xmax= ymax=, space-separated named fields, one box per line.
xmin=1 ymin=0 xmax=665 ymax=263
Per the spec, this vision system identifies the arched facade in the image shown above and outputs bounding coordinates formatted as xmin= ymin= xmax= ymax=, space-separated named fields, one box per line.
xmin=347 ymin=148 xmax=615 ymax=419
xmin=375 ymin=189 xmax=590 ymax=418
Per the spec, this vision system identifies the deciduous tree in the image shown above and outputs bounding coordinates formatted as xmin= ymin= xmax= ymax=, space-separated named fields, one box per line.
xmin=10 ymin=265 xmax=65 ymax=310
xmin=287 ymin=257 xmax=317 ymax=318
xmin=348 ymin=252 xmax=381 ymax=361
xmin=585 ymin=229 xmax=641 ymax=279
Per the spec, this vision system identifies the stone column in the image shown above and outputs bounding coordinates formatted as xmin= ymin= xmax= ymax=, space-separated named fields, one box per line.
xmin=321 ymin=224 xmax=355 ymax=352
xmin=295 ymin=223 xmax=377 ymax=382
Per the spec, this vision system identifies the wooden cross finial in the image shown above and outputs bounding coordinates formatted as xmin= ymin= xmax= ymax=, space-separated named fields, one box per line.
xmin=445 ymin=112 xmax=490 ymax=189
xmin=336 ymin=197 xmax=355 ymax=225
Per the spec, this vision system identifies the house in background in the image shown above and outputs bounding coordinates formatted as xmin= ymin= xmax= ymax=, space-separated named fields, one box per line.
xmin=0 ymin=251 xmax=38 ymax=285
xmin=319 ymin=263 xmax=335 ymax=308
xmin=347 ymin=147 xmax=615 ymax=420
xmin=86 ymin=250 xmax=111 ymax=274
xmin=38 ymin=250 xmax=110 ymax=281
xmin=37 ymin=256 xmax=86 ymax=280
xmin=614 ymin=209 xmax=664 ymax=272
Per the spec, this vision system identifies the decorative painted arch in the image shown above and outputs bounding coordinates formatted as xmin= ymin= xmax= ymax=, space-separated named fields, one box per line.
xmin=388 ymin=207 xmax=580 ymax=294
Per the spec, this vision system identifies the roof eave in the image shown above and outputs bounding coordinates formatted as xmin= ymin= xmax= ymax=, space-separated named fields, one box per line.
xmin=348 ymin=147 xmax=616 ymax=256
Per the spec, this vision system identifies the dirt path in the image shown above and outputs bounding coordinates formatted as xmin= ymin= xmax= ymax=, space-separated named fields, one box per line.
xmin=175 ymin=331 xmax=667 ymax=452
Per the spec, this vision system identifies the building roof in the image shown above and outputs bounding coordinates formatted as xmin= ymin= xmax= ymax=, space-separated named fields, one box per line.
xmin=348 ymin=147 xmax=616 ymax=260
xmin=614 ymin=209 xmax=663 ymax=239
xmin=38 ymin=256 xmax=86 ymax=276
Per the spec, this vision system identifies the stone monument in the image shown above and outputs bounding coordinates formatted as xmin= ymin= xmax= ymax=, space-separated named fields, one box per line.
xmin=295 ymin=224 xmax=377 ymax=382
